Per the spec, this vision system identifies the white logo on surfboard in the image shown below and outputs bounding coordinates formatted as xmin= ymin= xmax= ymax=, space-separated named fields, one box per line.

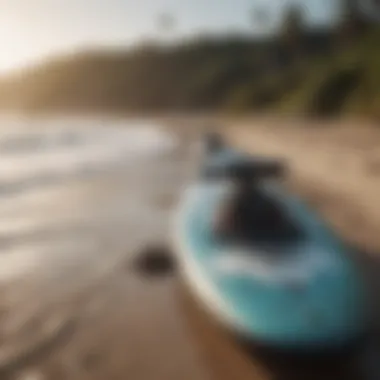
xmin=212 ymin=249 xmax=338 ymax=285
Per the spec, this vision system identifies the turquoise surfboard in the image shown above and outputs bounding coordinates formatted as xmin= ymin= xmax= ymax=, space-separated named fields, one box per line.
xmin=174 ymin=147 xmax=368 ymax=351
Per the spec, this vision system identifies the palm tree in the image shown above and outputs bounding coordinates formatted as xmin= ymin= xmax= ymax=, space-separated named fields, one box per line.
xmin=280 ymin=5 xmax=305 ymax=59
xmin=338 ymin=0 xmax=370 ymax=45
xmin=157 ymin=13 xmax=176 ymax=34
xmin=250 ymin=6 xmax=271 ymax=32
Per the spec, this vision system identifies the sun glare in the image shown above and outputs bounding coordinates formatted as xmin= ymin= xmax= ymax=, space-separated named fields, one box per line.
xmin=0 ymin=44 xmax=28 ymax=73
xmin=0 ymin=59 xmax=20 ymax=73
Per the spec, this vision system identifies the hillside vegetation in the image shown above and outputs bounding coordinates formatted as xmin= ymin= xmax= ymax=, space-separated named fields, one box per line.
xmin=280 ymin=29 xmax=380 ymax=119
xmin=0 ymin=4 xmax=379 ymax=119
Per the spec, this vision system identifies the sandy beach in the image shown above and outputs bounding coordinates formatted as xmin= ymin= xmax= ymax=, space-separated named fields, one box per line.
xmin=0 ymin=116 xmax=379 ymax=380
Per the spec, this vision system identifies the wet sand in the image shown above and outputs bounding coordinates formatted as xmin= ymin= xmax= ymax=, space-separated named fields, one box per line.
xmin=0 ymin=116 xmax=378 ymax=380
xmin=0 ymin=119 xmax=205 ymax=380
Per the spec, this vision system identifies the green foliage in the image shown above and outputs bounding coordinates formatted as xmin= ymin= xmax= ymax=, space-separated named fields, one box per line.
xmin=0 ymin=22 xmax=379 ymax=120
xmin=278 ymin=26 xmax=380 ymax=119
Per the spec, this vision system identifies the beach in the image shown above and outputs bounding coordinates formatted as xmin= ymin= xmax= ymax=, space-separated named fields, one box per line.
xmin=0 ymin=115 xmax=378 ymax=380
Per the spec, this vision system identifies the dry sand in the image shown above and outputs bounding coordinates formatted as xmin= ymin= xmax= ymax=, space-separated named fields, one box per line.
xmin=224 ymin=120 xmax=380 ymax=332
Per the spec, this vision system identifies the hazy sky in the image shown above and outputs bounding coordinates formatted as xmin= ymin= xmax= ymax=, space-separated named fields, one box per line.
xmin=0 ymin=0 xmax=340 ymax=72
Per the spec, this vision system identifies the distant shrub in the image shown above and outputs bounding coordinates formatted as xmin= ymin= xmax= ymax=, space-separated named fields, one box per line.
xmin=307 ymin=65 xmax=363 ymax=117
xmin=1 ymin=27 xmax=380 ymax=120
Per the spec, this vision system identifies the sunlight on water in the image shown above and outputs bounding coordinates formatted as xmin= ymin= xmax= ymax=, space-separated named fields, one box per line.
xmin=0 ymin=116 xmax=178 ymax=282
xmin=0 ymin=118 xmax=176 ymax=185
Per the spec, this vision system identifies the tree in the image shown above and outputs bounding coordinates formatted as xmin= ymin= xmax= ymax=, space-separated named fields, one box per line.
xmin=280 ymin=5 xmax=306 ymax=60
xmin=338 ymin=0 xmax=370 ymax=45
xmin=250 ymin=6 xmax=270 ymax=30
xmin=157 ymin=13 xmax=176 ymax=34
xmin=360 ymin=0 xmax=380 ymax=23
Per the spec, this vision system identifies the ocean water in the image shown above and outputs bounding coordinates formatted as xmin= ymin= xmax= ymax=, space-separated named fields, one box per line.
xmin=0 ymin=116 xmax=213 ymax=380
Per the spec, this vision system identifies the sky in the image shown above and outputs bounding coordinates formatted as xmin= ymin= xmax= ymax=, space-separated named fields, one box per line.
xmin=0 ymin=0 xmax=340 ymax=73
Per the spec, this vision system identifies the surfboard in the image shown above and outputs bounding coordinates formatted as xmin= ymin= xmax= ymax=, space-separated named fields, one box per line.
xmin=174 ymin=147 xmax=368 ymax=351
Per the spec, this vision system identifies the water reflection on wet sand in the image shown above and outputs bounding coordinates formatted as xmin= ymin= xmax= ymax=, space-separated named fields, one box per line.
xmin=0 ymin=119 xmax=203 ymax=380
